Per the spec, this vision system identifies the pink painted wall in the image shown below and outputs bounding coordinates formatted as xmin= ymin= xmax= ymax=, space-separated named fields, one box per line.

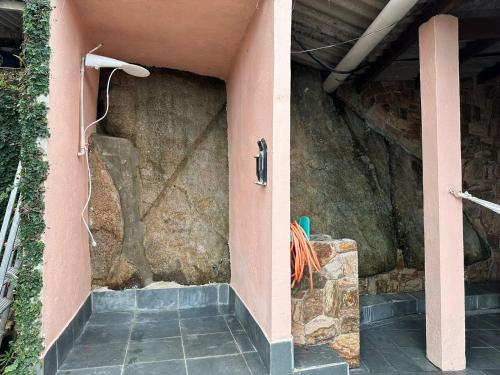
xmin=72 ymin=0 xmax=258 ymax=79
xmin=227 ymin=0 xmax=292 ymax=342
xmin=43 ymin=0 xmax=99 ymax=352
xmin=419 ymin=15 xmax=465 ymax=370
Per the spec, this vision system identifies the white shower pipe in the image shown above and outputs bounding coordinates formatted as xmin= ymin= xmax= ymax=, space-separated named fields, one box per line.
xmin=323 ymin=0 xmax=419 ymax=93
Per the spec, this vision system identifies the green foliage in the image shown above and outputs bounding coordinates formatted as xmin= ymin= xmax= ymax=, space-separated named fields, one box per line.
xmin=5 ymin=0 xmax=51 ymax=373
xmin=0 ymin=71 xmax=21 ymax=216
xmin=0 ymin=346 xmax=16 ymax=373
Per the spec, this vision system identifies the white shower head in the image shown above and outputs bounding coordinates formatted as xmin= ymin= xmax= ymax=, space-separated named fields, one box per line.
xmin=85 ymin=53 xmax=150 ymax=77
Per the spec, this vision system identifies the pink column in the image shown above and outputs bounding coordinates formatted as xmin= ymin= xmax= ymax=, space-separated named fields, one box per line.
xmin=419 ymin=15 xmax=465 ymax=370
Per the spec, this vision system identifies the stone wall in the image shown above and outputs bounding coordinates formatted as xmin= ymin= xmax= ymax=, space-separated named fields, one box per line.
xmin=89 ymin=68 xmax=229 ymax=289
xmin=290 ymin=63 xmax=490 ymax=280
xmin=291 ymin=236 xmax=359 ymax=367
xmin=337 ymin=77 xmax=499 ymax=280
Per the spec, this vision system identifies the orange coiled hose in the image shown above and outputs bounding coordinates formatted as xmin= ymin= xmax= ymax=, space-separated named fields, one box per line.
xmin=290 ymin=221 xmax=321 ymax=289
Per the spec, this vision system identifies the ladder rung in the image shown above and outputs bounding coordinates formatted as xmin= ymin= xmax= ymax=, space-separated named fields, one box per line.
xmin=0 ymin=298 xmax=12 ymax=314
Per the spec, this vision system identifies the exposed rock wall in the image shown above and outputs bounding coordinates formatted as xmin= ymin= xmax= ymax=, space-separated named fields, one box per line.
xmin=290 ymin=63 xmax=490 ymax=279
xmin=337 ymin=76 xmax=499 ymax=280
xmin=89 ymin=68 xmax=229 ymax=289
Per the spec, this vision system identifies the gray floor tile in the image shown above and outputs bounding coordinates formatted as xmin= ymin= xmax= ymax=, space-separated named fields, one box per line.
xmin=130 ymin=321 xmax=180 ymax=341
xmin=136 ymin=289 xmax=178 ymax=310
xmin=225 ymin=315 xmax=244 ymax=332
xmin=294 ymin=344 xmax=344 ymax=369
xmin=471 ymin=330 xmax=500 ymax=347
xmin=123 ymin=360 xmax=186 ymax=375
xmin=243 ymin=352 xmax=268 ymax=375
xmin=183 ymin=332 xmax=239 ymax=358
xmin=467 ymin=348 xmax=500 ymax=369
xmin=134 ymin=310 xmax=178 ymax=323
xmin=57 ymin=367 xmax=122 ymax=375
xmin=233 ymin=331 xmax=256 ymax=353
xmin=76 ymin=324 xmax=131 ymax=345
xmin=361 ymin=348 xmax=397 ymax=374
xmin=88 ymin=312 xmax=134 ymax=326
xmin=179 ymin=305 xmax=222 ymax=318
xmin=388 ymin=329 xmax=426 ymax=348
xmin=466 ymin=316 xmax=498 ymax=330
xmin=378 ymin=346 xmax=425 ymax=372
xmin=483 ymin=370 xmax=500 ymax=375
xmin=125 ymin=337 xmax=184 ymax=364
xmin=186 ymin=354 xmax=252 ymax=375
xmin=180 ymin=316 xmax=229 ymax=335
xmin=60 ymin=343 xmax=127 ymax=370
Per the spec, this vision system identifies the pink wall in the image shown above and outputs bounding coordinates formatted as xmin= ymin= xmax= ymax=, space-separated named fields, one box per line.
xmin=419 ymin=15 xmax=465 ymax=370
xmin=73 ymin=0 xmax=258 ymax=79
xmin=227 ymin=0 xmax=292 ymax=342
xmin=43 ymin=0 xmax=99 ymax=352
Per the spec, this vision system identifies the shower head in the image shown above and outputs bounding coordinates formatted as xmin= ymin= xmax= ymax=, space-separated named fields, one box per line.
xmin=85 ymin=53 xmax=150 ymax=77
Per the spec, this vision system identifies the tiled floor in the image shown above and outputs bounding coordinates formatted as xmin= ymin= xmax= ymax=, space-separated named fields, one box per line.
xmin=354 ymin=311 xmax=500 ymax=375
xmin=57 ymin=305 xmax=268 ymax=375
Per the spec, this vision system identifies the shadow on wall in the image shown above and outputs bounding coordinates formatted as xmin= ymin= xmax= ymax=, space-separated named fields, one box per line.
xmin=89 ymin=68 xmax=230 ymax=289
xmin=290 ymin=63 xmax=491 ymax=286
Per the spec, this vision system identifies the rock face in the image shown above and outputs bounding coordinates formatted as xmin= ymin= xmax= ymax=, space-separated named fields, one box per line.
xmin=291 ymin=65 xmax=397 ymax=276
xmin=290 ymin=64 xmax=490 ymax=277
xmin=89 ymin=68 xmax=229 ymax=289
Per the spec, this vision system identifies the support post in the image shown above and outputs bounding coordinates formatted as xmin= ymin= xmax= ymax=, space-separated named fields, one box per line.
xmin=419 ymin=15 xmax=465 ymax=371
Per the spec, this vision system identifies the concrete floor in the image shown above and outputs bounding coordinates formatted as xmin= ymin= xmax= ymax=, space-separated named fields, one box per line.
xmin=354 ymin=311 xmax=500 ymax=375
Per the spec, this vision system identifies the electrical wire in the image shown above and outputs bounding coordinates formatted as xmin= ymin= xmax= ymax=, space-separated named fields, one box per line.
xmin=291 ymin=22 xmax=397 ymax=54
xmin=81 ymin=67 xmax=118 ymax=248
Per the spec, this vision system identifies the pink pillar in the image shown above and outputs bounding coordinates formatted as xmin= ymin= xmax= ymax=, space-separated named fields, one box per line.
xmin=419 ymin=15 xmax=465 ymax=370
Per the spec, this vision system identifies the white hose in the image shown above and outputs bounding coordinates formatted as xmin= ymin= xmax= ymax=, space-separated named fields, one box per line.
xmin=81 ymin=68 xmax=119 ymax=247
xmin=450 ymin=189 xmax=500 ymax=214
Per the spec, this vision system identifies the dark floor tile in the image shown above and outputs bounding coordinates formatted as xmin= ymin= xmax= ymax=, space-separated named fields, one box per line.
xmin=136 ymin=289 xmax=178 ymax=310
xmin=179 ymin=285 xmax=218 ymax=309
xmin=389 ymin=329 xmax=426 ymax=348
xmin=225 ymin=315 xmax=244 ymax=332
xmin=361 ymin=348 xmax=397 ymax=374
xmin=60 ymin=343 xmax=127 ymax=370
xmin=233 ymin=331 xmax=256 ymax=353
xmin=92 ymin=291 xmax=135 ymax=312
xmin=478 ymin=294 xmax=500 ymax=310
xmin=130 ymin=321 xmax=180 ymax=341
xmin=123 ymin=360 xmax=186 ymax=375
xmin=179 ymin=305 xmax=221 ymax=318
xmin=76 ymin=324 xmax=130 ymax=345
xmin=360 ymin=294 xmax=387 ymax=307
xmin=471 ymin=330 xmax=500 ymax=347
xmin=125 ymin=337 xmax=183 ymax=364
xmin=244 ymin=352 xmax=268 ymax=375
xmin=180 ymin=316 xmax=229 ymax=335
xmin=483 ymin=370 xmax=500 ymax=375
xmin=44 ymin=343 xmax=57 ymax=375
xmin=294 ymin=344 xmax=344 ymax=369
xmin=219 ymin=284 xmax=229 ymax=304
xmin=401 ymin=346 xmax=440 ymax=371
xmin=186 ymin=354 xmax=252 ymax=375
xmin=378 ymin=346 xmax=425 ymax=372
xmin=57 ymin=367 xmax=122 ymax=375
xmin=481 ymin=314 xmax=500 ymax=329
xmin=466 ymin=332 xmax=491 ymax=349
xmin=363 ymin=330 xmax=398 ymax=349
xmin=134 ymin=310 xmax=178 ymax=323
xmin=184 ymin=332 xmax=239 ymax=358
xmin=467 ymin=348 xmax=500 ymax=369
xmin=88 ymin=312 xmax=134 ymax=326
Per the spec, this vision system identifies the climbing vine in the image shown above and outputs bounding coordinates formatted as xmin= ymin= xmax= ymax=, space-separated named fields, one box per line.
xmin=0 ymin=71 xmax=21 ymax=217
xmin=5 ymin=0 xmax=51 ymax=373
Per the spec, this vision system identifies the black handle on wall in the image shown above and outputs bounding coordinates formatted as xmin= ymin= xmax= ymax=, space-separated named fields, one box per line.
xmin=255 ymin=138 xmax=267 ymax=186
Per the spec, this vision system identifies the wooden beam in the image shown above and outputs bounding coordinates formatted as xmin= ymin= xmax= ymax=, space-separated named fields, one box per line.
xmin=459 ymin=17 xmax=500 ymax=40
xmin=477 ymin=61 xmax=500 ymax=84
xmin=0 ymin=1 xmax=24 ymax=12
xmin=355 ymin=0 xmax=460 ymax=90
xmin=460 ymin=39 xmax=498 ymax=64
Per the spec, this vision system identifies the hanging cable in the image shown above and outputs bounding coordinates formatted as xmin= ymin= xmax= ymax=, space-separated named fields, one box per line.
xmin=81 ymin=68 xmax=118 ymax=247
xmin=291 ymin=22 xmax=397 ymax=54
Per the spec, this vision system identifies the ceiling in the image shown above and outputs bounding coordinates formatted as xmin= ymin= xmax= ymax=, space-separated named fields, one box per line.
xmin=72 ymin=0 xmax=258 ymax=80
xmin=291 ymin=0 xmax=500 ymax=83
